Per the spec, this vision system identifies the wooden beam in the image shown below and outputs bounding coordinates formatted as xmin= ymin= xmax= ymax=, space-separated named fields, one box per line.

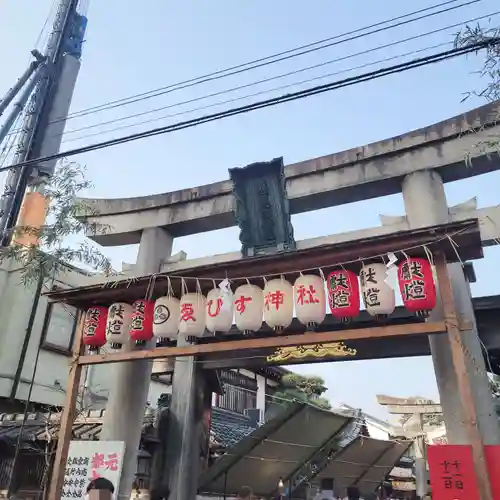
xmin=48 ymin=313 xmax=85 ymax=500
xmin=45 ymin=219 xmax=482 ymax=308
xmin=383 ymin=404 xmax=443 ymax=414
xmin=77 ymin=321 xmax=447 ymax=366
xmin=435 ymin=254 xmax=493 ymax=500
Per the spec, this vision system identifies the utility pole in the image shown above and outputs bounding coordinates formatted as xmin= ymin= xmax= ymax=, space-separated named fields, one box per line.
xmin=0 ymin=0 xmax=83 ymax=246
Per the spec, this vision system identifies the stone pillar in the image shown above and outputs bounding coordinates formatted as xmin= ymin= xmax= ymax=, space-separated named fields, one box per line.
xmin=414 ymin=415 xmax=427 ymax=498
xmin=256 ymin=374 xmax=267 ymax=420
xmin=163 ymin=339 xmax=205 ymax=500
xmin=101 ymin=228 xmax=173 ymax=500
xmin=402 ymin=170 xmax=500 ymax=444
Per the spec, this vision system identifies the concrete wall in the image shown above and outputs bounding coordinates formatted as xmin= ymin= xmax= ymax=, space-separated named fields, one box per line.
xmin=0 ymin=262 xmax=170 ymax=410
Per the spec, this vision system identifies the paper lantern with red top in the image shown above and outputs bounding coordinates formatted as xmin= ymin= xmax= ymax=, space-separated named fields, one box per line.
xmin=327 ymin=270 xmax=360 ymax=322
xmin=294 ymin=274 xmax=326 ymax=329
xmin=83 ymin=306 xmax=108 ymax=352
xmin=263 ymin=278 xmax=294 ymax=332
xmin=398 ymin=257 xmax=436 ymax=316
xmin=234 ymin=284 xmax=263 ymax=335
xmin=130 ymin=299 xmax=155 ymax=344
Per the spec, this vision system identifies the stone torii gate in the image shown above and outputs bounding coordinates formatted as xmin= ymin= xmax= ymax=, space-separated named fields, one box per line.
xmin=77 ymin=100 xmax=500 ymax=499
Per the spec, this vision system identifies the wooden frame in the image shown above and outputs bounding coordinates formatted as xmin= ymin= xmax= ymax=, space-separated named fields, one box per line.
xmin=434 ymin=253 xmax=493 ymax=500
xmin=40 ymin=300 xmax=79 ymax=355
xmin=47 ymin=220 xmax=494 ymax=500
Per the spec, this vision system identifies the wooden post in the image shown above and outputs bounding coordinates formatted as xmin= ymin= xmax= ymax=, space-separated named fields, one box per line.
xmin=434 ymin=254 xmax=493 ymax=500
xmin=48 ymin=311 xmax=85 ymax=500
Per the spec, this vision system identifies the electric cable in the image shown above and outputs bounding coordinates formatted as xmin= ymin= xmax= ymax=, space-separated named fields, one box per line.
xmin=8 ymin=0 xmax=481 ymax=132
xmin=33 ymin=0 xmax=59 ymax=51
xmin=62 ymin=41 xmax=452 ymax=145
xmin=59 ymin=10 xmax=499 ymax=142
xmin=0 ymin=38 xmax=496 ymax=175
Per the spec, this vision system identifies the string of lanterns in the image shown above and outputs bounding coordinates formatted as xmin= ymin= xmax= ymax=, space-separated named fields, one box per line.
xmin=82 ymin=257 xmax=437 ymax=352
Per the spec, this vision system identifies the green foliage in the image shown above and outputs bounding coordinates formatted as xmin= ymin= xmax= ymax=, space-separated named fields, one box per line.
xmin=272 ymin=372 xmax=332 ymax=410
xmin=455 ymin=22 xmax=500 ymax=102
xmin=0 ymin=159 xmax=113 ymax=285
xmin=455 ymin=22 xmax=500 ymax=162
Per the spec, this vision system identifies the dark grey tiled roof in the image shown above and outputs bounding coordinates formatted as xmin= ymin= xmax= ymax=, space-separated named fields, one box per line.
xmin=0 ymin=407 xmax=255 ymax=450
xmin=210 ymin=407 xmax=256 ymax=447
xmin=0 ymin=410 xmax=155 ymax=451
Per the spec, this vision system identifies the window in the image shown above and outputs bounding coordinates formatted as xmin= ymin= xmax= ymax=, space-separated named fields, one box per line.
xmin=41 ymin=301 xmax=78 ymax=354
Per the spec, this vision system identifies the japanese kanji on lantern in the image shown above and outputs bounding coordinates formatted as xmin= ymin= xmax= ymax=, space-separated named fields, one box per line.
xmin=106 ymin=302 xmax=133 ymax=349
xmin=359 ymin=263 xmax=396 ymax=319
xmin=398 ymin=257 xmax=437 ymax=316
xmin=206 ymin=286 xmax=234 ymax=334
xmin=234 ymin=283 xmax=263 ymax=335
xmin=129 ymin=299 xmax=155 ymax=345
xmin=179 ymin=283 xmax=206 ymax=341
xmin=153 ymin=295 xmax=180 ymax=342
xmin=263 ymin=277 xmax=294 ymax=332
xmin=83 ymin=306 xmax=108 ymax=352
xmin=327 ymin=269 xmax=360 ymax=322
xmin=294 ymin=274 xmax=326 ymax=329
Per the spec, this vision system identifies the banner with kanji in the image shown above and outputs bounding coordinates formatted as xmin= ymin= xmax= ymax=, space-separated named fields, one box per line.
xmin=62 ymin=440 xmax=125 ymax=500
xmin=427 ymin=444 xmax=479 ymax=500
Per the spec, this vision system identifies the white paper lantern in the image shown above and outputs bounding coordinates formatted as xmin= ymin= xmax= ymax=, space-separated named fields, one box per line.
xmin=294 ymin=274 xmax=326 ymax=328
xmin=263 ymin=278 xmax=294 ymax=332
xmin=153 ymin=296 xmax=180 ymax=340
xmin=106 ymin=302 xmax=133 ymax=349
xmin=206 ymin=288 xmax=234 ymax=333
xmin=179 ymin=292 xmax=206 ymax=338
xmin=359 ymin=263 xmax=396 ymax=318
xmin=234 ymin=284 xmax=263 ymax=334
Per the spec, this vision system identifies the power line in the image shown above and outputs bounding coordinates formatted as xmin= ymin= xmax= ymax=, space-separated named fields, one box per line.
xmin=7 ymin=0 xmax=480 ymax=135
xmin=59 ymin=11 xmax=499 ymax=142
xmin=62 ymin=41 xmax=452 ymax=145
xmin=1 ymin=38 xmax=496 ymax=174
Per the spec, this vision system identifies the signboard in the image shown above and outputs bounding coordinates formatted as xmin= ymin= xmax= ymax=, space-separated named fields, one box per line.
xmin=390 ymin=466 xmax=413 ymax=478
xmin=391 ymin=480 xmax=416 ymax=491
xmin=427 ymin=445 xmax=479 ymax=500
xmin=62 ymin=440 xmax=125 ymax=500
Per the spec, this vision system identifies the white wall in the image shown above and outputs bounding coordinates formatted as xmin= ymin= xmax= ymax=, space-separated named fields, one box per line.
xmin=0 ymin=262 xmax=170 ymax=410
xmin=365 ymin=420 xmax=390 ymax=440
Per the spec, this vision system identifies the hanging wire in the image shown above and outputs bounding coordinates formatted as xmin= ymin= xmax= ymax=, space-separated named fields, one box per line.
xmin=95 ymin=225 xmax=471 ymax=288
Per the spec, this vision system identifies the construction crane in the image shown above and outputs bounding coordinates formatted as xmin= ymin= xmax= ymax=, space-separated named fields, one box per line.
xmin=0 ymin=0 xmax=88 ymax=247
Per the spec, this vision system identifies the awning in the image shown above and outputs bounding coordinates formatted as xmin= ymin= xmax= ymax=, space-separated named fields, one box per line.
xmin=315 ymin=436 xmax=412 ymax=497
xmin=199 ymin=402 xmax=353 ymax=497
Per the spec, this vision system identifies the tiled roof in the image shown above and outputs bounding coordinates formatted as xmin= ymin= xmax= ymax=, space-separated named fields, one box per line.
xmin=210 ymin=407 xmax=256 ymax=447
xmin=0 ymin=407 xmax=255 ymax=450
xmin=0 ymin=410 xmax=155 ymax=451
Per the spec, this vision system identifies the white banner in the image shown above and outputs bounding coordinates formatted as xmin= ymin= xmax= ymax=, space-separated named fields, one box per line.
xmin=62 ymin=440 xmax=125 ymax=500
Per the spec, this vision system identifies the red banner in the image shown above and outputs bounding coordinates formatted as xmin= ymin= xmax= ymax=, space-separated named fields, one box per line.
xmin=427 ymin=445 xmax=480 ymax=500
xmin=485 ymin=445 xmax=500 ymax=500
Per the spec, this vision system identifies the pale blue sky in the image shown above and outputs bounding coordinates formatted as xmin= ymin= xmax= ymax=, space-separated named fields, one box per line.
xmin=1 ymin=0 xmax=500 ymax=418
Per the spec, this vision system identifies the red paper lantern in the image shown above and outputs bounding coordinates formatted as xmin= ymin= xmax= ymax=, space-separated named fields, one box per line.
xmin=398 ymin=257 xmax=436 ymax=316
xmin=327 ymin=270 xmax=360 ymax=322
xmin=130 ymin=299 xmax=155 ymax=343
xmin=83 ymin=306 xmax=108 ymax=351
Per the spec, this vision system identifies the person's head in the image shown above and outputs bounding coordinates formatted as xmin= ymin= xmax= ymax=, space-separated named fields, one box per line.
xmin=86 ymin=478 xmax=115 ymax=500
xmin=237 ymin=486 xmax=253 ymax=500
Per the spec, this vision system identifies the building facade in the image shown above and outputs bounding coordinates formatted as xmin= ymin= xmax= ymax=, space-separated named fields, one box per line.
xmin=0 ymin=263 xmax=172 ymax=413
